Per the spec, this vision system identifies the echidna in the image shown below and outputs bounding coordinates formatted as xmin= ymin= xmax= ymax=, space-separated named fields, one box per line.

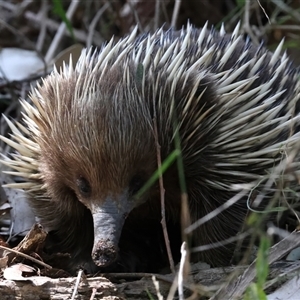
xmin=1 ymin=22 xmax=300 ymax=272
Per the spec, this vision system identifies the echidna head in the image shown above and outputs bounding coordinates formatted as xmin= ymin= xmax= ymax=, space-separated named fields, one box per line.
xmin=31 ymin=59 xmax=160 ymax=266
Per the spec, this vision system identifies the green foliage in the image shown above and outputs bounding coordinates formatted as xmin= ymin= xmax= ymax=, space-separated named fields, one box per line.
xmin=247 ymin=205 xmax=286 ymax=226
xmin=135 ymin=149 xmax=181 ymax=199
xmin=245 ymin=283 xmax=268 ymax=300
xmin=145 ymin=289 xmax=156 ymax=300
xmin=135 ymin=126 xmax=187 ymax=198
xmin=52 ymin=0 xmax=75 ymax=41
xmin=244 ymin=235 xmax=271 ymax=300
xmin=256 ymin=236 xmax=270 ymax=286
xmin=236 ymin=0 xmax=246 ymax=7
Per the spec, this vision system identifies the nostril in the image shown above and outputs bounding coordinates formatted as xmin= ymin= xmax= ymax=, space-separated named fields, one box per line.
xmin=92 ymin=239 xmax=119 ymax=267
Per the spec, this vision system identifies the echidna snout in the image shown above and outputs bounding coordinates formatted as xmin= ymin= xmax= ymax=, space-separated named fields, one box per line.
xmin=89 ymin=197 xmax=133 ymax=267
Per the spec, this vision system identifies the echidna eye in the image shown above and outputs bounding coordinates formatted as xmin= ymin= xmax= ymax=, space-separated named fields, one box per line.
xmin=129 ymin=174 xmax=145 ymax=195
xmin=76 ymin=176 xmax=91 ymax=197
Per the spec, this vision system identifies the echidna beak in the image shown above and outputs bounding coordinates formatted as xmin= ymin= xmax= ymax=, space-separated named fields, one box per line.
xmin=90 ymin=195 xmax=133 ymax=268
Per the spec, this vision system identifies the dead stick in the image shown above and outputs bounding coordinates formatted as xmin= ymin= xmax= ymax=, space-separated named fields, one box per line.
xmin=0 ymin=245 xmax=52 ymax=269
xmin=153 ymin=118 xmax=175 ymax=274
